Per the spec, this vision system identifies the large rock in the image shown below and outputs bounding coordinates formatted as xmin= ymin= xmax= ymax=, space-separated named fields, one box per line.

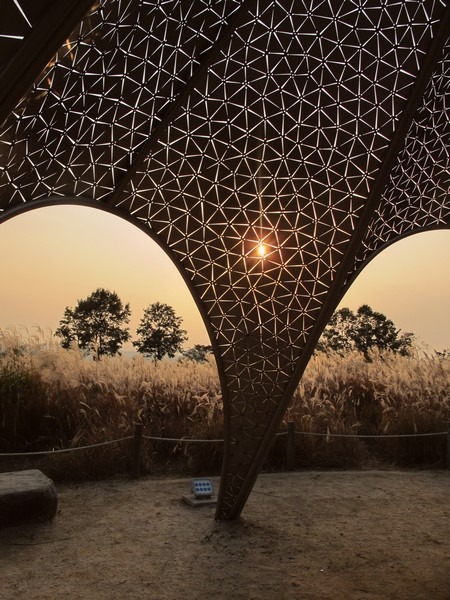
xmin=0 ymin=469 xmax=58 ymax=528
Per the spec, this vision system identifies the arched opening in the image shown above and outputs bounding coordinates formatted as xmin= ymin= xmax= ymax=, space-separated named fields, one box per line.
xmin=0 ymin=204 xmax=210 ymax=351
xmin=285 ymin=229 xmax=450 ymax=475
xmin=338 ymin=230 xmax=450 ymax=353
xmin=0 ymin=204 xmax=224 ymax=479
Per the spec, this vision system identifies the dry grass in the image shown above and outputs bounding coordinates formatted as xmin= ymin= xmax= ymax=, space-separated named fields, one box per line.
xmin=283 ymin=349 xmax=450 ymax=468
xmin=0 ymin=328 xmax=449 ymax=480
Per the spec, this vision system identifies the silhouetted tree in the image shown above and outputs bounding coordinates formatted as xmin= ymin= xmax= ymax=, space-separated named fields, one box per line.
xmin=317 ymin=304 xmax=414 ymax=359
xmin=133 ymin=302 xmax=187 ymax=361
xmin=182 ymin=344 xmax=214 ymax=363
xmin=55 ymin=288 xmax=131 ymax=360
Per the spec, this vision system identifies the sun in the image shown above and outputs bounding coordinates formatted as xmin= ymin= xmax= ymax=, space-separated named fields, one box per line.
xmin=257 ymin=241 xmax=266 ymax=257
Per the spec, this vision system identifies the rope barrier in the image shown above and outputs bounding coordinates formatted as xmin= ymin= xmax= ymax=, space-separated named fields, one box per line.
xmin=0 ymin=436 xmax=134 ymax=457
xmin=0 ymin=429 xmax=446 ymax=457
xmin=276 ymin=430 xmax=446 ymax=439
xmin=143 ymin=434 xmax=224 ymax=443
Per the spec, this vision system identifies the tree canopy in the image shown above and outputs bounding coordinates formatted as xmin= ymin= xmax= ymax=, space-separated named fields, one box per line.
xmin=182 ymin=344 xmax=213 ymax=363
xmin=317 ymin=304 xmax=414 ymax=359
xmin=55 ymin=288 xmax=131 ymax=360
xmin=133 ymin=302 xmax=187 ymax=361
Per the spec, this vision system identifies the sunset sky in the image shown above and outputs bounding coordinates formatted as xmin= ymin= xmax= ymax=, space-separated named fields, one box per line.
xmin=1 ymin=205 xmax=449 ymax=353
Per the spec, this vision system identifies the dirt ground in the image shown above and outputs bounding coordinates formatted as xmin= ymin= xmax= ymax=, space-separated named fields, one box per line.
xmin=0 ymin=470 xmax=448 ymax=600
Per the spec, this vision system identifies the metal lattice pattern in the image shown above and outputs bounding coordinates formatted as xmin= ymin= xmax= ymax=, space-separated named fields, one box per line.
xmin=0 ymin=0 xmax=449 ymax=518
xmin=0 ymin=1 xmax=52 ymax=66
xmin=351 ymin=40 xmax=450 ymax=281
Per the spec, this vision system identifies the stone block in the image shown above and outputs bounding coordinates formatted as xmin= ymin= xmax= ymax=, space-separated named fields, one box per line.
xmin=0 ymin=469 xmax=58 ymax=528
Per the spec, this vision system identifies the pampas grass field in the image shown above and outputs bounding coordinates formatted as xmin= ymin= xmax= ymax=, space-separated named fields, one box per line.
xmin=0 ymin=327 xmax=449 ymax=481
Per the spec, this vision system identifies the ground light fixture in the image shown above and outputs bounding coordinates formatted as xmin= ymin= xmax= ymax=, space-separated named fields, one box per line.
xmin=182 ymin=479 xmax=216 ymax=508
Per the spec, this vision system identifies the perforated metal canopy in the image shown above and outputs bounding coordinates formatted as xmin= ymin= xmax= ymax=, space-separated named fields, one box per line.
xmin=0 ymin=0 xmax=449 ymax=519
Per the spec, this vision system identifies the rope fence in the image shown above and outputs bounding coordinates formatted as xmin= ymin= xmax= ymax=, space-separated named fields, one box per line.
xmin=0 ymin=437 xmax=134 ymax=457
xmin=275 ymin=430 xmax=447 ymax=438
xmin=142 ymin=434 xmax=225 ymax=443
xmin=0 ymin=422 xmax=449 ymax=476
xmin=278 ymin=421 xmax=450 ymax=470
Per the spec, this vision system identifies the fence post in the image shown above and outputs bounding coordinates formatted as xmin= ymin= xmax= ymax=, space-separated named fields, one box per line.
xmin=447 ymin=422 xmax=450 ymax=470
xmin=286 ymin=421 xmax=296 ymax=470
xmin=131 ymin=422 xmax=143 ymax=479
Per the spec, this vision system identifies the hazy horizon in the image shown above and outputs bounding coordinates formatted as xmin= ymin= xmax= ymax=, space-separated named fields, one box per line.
xmin=1 ymin=205 xmax=449 ymax=352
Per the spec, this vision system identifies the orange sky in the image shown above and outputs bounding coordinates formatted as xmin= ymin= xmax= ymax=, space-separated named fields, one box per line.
xmin=1 ymin=205 xmax=449 ymax=352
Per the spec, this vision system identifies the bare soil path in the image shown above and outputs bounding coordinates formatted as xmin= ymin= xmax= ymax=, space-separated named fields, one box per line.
xmin=0 ymin=470 xmax=449 ymax=599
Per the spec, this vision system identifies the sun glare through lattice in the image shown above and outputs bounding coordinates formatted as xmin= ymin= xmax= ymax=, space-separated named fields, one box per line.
xmin=257 ymin=241 xmax=266 ymax=257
